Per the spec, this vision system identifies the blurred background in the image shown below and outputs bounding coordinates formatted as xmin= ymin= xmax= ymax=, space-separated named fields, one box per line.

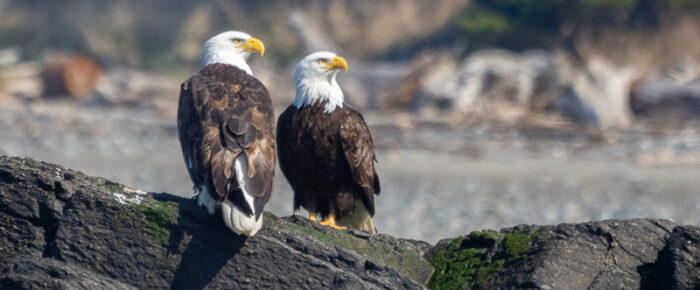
xmin=1 ymin=0 xmax=699 ymax=243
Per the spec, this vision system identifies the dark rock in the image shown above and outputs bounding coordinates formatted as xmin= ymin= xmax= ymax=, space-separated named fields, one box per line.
xmin=2 ymin=155 xmax=699 ymax=290
xmin=644 ymin=225 xmax=700 ymax=290
xmin=427 ymin=219 xmax=698 ymax=290
xmin=0 ymin=156 xmax=427 ymax=289
xmin=0 ymin=257 xmax=135 ymax=290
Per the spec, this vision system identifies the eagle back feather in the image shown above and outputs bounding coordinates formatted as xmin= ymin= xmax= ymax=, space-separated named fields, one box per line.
xmin=178 ymin=64 xmax=275 ymax=218
xmin=338 ymin=107 xmax=381 ymax=215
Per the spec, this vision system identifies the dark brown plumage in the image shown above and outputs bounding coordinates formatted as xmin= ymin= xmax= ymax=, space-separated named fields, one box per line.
xmin=277 ymin=101 xmax=380 ymax=228
xmin=178 ymin=64 xmax=275 ymax=221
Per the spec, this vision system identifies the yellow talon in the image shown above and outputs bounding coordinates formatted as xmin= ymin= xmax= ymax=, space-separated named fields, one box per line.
xmin=319 ymin=214 xmax=347 ymax=230
xmin=309 ymin=212 xmax=317 ymax=222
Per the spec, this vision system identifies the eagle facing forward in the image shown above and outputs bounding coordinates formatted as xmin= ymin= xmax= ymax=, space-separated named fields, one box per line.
xmin=277 ymin=52 xmax=380 ymax=233
xmin=178 ymin=31 xmax=275 ymax=236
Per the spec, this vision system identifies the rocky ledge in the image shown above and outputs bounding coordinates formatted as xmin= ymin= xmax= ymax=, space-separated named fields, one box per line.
xmin=0 ymin=156 xmax=697 ymax=289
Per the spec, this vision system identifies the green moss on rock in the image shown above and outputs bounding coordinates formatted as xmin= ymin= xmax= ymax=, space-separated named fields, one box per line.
xmin=466 ymin=231 xmax=499 ymax=248
xmin=428 ymin=234 xmax=505 ymax=290
xmin=102 ymin=180 xmax=122 ymax=193
xmin=135 ymin=200 xmax=178 ymax=243
xmin=503 ymin=233 xmax=531 ymax=259
xmin=267 ymin=213 xmax=433 ymax=285
xmin=428 ymin=230 xmax=538 ymax=290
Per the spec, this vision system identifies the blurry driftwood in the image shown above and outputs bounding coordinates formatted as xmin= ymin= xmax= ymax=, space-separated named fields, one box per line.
xmin=379 ymin=50 xmax=652 ymax=130
xmin=376 ymin=53 xmax=445 ymax=111
xmin=0 ymin=62 xmax=42 ymax=101
xmin=630 ymin=78 xmax=700 ymax=112
xmin=42 ymin=54 xmax=101 ymax=98
xmin=630 ymin=60 xmax=700 ymax=121
xmin=555 ymin=57 xmax=637 ymax=129
xmin=94 ymin=68 xmax=180 ymax=116
xmin=0 ymin=48 xmax=20 ymax=67
xmin=397 ymin=50 xmax=565 ymax=124
xmin=288 ymin=10 xmax=339 ymax=53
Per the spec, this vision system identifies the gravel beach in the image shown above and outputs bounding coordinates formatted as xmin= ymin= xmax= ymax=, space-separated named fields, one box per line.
xmin=2 ymin=99 xmax=698 ymax=243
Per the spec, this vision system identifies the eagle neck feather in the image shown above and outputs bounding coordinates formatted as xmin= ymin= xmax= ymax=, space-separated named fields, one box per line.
xmin=203 ymin=40 xmax=253 ymax=75
xmin=293 ymin=75 xmax=344 ymax=113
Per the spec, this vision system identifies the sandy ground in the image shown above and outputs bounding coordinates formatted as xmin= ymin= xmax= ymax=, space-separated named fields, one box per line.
xmin=1 ymin=99 xmax=699 ymax=243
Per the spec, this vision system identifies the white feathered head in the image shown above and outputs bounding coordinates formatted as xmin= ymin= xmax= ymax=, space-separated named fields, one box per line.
xmin=203 ymin=31 xmax=265 ymax=75
xmin=293 ymin=51 xmax=349 ymax=113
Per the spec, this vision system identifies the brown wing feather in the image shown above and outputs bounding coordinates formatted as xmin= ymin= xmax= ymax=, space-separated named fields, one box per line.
xmin=339 ymin=108 xmax=380 ymax=216
xmin=276 ymin=107 xmax=307 ymax=209
xmin=177 ymin=64 xmax=275 ymax=218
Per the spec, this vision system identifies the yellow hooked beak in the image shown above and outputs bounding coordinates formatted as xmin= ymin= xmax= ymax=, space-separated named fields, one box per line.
xmin=239 ymin=37 xmax=265 ymax=57
xmin=322 ymin=56 xmax=349 ymax=72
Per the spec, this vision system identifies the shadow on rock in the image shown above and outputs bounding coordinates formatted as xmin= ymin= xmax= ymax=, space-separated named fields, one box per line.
xmin=153 ymin=193 xmax=248 ymax=290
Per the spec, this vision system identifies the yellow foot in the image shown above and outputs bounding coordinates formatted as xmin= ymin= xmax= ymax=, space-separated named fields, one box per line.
xmin=319 ymin=214 xmax=347 ymax=230
xmin=309 ymin=213 xmax=317 ymax=222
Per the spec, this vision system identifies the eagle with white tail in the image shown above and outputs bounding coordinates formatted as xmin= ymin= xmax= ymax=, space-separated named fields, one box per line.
xmin=277 ymin=52 xmax=381 ymax=233
xmin=177 ymin=31 xmax=275 ymax=236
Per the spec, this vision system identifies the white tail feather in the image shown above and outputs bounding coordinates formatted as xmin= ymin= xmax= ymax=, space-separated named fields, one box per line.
xmin=196 ymin=154 xmax=263 ymax=236
xmin=222 ymin=154 xmax=262 ymax=236
xmin=197 ymin=186 xmax=216 ymax=215
xmin=222 ymin=200 xmax=263 ymax=236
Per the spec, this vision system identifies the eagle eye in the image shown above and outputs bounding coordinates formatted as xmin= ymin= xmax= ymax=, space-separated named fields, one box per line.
xmin=232 ymin=38 xmax=242 ymax=44
xmin=317 ymin=58 xmax=329 ymax=64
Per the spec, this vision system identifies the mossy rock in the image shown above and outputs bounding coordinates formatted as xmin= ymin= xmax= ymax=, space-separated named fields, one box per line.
xmin=266 ymin=213 xmax=435 ymax=286
xmin=134 ymin=199 xmax=178 ymax=243
xmin=427 ymin=229 xmax=540 ymax=290
xmin=102 ymin=180 xmax=123 ymax=193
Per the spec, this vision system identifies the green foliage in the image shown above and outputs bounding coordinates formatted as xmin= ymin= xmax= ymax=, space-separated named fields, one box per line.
xmin=581 ymin=0 xmax=637 ymax=7
xmin=456 ymin=0 xmax=696 ymax=50
xmin=456 ymin=11 xmax=509 ymax=35
xmin=669 ymin=0 xmax=700 ymax=7
xmin=455 ymin=10 xmax=509 ymax=50
xmin=135 ymin=200 xmax=178 ymax=243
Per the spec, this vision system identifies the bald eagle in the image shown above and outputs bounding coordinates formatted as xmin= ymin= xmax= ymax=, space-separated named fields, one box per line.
xmin=277 ymin=52 xmax=380 ymax=233
xmin=177 ymin=31 xmax=275 ymax=236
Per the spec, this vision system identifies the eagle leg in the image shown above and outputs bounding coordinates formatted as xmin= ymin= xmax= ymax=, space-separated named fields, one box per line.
xmin=309 ymin=212 xmax=317 ymax=222
xmin=319 ymin=214 xmax=347 ymax=230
